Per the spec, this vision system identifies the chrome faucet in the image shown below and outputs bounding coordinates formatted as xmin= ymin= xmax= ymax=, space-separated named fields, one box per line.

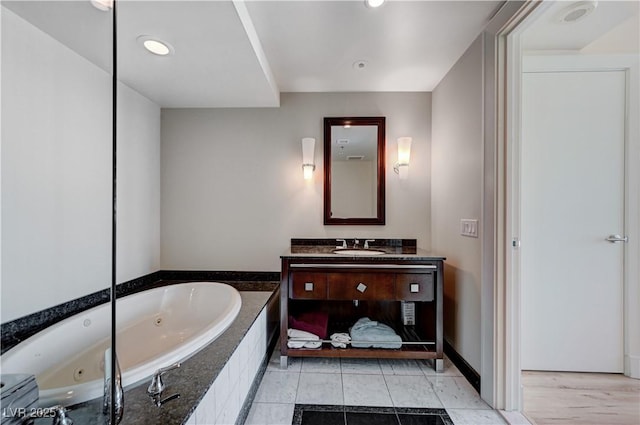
xmin=353 ymin=238 xmax=360 ymax=248
xmin=336 ymin=239 xmax=347 ymax=249
xmin=103 ymin=348 xmax=123 ymax=425
xmin=364 ymin=239 xmax=375 ymax=249
xmin=147 ymin=362 xmax=181 ymax=407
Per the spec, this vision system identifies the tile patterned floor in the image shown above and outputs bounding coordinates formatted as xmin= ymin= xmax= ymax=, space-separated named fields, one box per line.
xmin=245 ymin=348 xmax=507 ymax=425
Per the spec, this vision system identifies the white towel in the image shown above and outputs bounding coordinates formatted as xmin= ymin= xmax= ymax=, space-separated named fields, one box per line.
xmin=287 ymin=328 xmax=321 ymax=349
xmin=288 ymin=328 xmax=319 ymax=340
xmin=330 ymin=332 xmax=351 ymax=348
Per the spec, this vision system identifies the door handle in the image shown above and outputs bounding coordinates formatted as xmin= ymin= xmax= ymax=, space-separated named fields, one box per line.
xmin=606 ymin=234 xmax=628 ymax=243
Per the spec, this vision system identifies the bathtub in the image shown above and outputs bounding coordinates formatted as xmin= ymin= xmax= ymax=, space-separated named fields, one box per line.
xmin=1 ymin=282 xmax=241 ymax=407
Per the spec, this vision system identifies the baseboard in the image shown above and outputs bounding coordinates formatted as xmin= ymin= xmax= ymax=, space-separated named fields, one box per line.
xmin=444 ymin=339 xmax=481 ymax=393
xmin=625 ymin=354 xmax=640 ymax=379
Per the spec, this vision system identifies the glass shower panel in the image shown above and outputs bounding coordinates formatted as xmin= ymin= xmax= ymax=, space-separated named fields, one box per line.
xmin=1 ymin=0 xmax=114 ymax=422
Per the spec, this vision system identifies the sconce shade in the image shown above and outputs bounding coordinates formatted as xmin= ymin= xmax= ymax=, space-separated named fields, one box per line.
xmin=396 ymin=137 xmax=412 ymax=180
xmin=302 ymin=137 xmax=316 ymax=180
xmin=397 ymin=137 xmax=412 ymax=165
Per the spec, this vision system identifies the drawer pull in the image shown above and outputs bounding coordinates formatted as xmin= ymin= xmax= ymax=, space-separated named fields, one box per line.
xmin=410 ymin=283 xmax=420 ymax=293
xmin=356 ymin=283 xmax=367 ymax=293
xmin=304 ymin=282 xmax=314 ymax=291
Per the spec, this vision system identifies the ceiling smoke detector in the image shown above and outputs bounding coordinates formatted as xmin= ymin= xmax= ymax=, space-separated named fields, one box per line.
xmin=353 ymin=60 xmax=368 ymax=70
xmin=556 ymin=1 xmax=598 ymax=24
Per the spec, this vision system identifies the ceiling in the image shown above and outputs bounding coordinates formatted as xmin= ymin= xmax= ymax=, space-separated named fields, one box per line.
xmin=4 ymin=0 xmax=503 ymax=108
xmin=4 ymin=1 xmax=637 ymax=108
xmin=331 ymin=125 xmax=378 ymax=162
xmin=522 ymin=0 xmax=639 ymax=52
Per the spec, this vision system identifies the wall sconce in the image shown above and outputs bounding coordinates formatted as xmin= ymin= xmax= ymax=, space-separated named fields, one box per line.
xmin=301 ymin=137 xmax=316 ymax=180
xmin=394 ymin=137 xmax=412 ymax=179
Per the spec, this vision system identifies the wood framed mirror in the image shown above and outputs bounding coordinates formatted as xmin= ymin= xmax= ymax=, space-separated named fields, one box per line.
xmin=324 ymin=117 xmax=385 ymax=225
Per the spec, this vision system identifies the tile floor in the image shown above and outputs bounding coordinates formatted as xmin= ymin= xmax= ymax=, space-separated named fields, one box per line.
xmin=245 ymin=348 xmax=508 ymax=425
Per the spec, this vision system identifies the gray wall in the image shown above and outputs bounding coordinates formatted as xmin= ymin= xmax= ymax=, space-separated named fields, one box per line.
xmin=160 ymin=92 xmax=431 ymax=271
xmin=116 ymin=82 xmax=162 ymax=284
xmin=431 ymin=35 xmax=484 ymax=373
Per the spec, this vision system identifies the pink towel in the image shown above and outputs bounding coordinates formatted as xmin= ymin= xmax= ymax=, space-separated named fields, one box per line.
xmin=289 ymin=311 xmax=329 ymax=339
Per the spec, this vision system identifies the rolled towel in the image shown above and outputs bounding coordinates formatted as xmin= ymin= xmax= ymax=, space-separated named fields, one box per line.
xmin=287 ymin=339 xmax=306 ymax=349
xmin=330 ymin=332 xmax=351 ymax=348
xmin=287 ymin=339 xmax=322 ymax=349
xmin=288 ymin=328 xmax=319 ymax=340
xmin=287 ymin=328 xmax=322 ymax=349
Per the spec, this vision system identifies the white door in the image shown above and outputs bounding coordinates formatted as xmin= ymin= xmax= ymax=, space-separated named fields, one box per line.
xmin=521 ymin=69 xmax=626 ymax=373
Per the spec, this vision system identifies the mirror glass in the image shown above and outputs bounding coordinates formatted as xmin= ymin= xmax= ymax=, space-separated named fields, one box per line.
xmin=1 ymin=0 xmax=113 ymax=415
xmin=1 ymin=1 xmax=113 ymax=326
xmin=324 ymin=117 xmax=386 ymax=225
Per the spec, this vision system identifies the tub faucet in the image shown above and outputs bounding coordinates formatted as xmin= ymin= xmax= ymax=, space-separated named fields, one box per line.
xmin=103 ymin=348 xmax=123 ymax=425
xmin=147 ymin=362 xmax=181 ymax=407
xmin=148 ymin=362 xmax=181 ymax=396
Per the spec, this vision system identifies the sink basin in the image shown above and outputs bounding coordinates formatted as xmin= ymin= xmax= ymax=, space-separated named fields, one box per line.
xmin=333 ymin=249 xmax=386 ymax=256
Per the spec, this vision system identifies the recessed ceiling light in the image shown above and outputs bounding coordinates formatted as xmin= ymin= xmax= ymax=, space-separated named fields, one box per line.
xmin=353 ymin=60 xmax=368 ymax=70
xmin=365 ymin=0 xmax=385 ymax=8
xmin=555 ymin=1 xmax=598 ymax=24
xmin=90 ymin=0 xmax=112 ymax=11
xmin=137 ymin=36 xmax=174 ymax=56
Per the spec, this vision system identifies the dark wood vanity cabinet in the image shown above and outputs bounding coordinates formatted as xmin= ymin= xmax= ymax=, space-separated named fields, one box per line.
xmin=280 ymin=256 xmax=445 ymax=371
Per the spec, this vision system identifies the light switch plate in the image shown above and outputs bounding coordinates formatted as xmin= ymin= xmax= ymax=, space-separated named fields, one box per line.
xmin=460 ymin=219 xmax=479 ymax=238
xmin=304 ymin=282 xmax=314 ymax=291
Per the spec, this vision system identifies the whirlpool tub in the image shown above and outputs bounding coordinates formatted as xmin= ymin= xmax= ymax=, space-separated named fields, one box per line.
xmin=1 ymin=282 xmax=242 ymax=407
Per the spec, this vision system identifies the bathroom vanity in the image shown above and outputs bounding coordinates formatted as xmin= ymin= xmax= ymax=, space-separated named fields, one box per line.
xmin=280 ymin=239 xmax=446 ymax=371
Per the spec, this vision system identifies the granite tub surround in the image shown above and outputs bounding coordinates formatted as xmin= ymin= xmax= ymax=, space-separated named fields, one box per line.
xmin=1 ymin=271 xmax=277 ymax=354
xmin=0 ymin=270 xmax=162 ymax=354
xmin=24 ymin=287 xmax=276 ymax=425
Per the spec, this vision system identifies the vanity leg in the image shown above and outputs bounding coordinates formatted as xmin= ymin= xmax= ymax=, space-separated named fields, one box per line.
xmin=280 ymin=355 xmax=288 ymax=370
xmin=435 ymin=358 xmax=444 ymax=373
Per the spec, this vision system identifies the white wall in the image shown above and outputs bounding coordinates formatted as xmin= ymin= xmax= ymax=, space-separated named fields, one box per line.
xmin=116 ymin=83 xmax=161 ymax=284
xmin=431 ymin=35 xmax=484 ymax=373
xmin=161 ymin=92 xmax=431 ymax=271
xmin=1 ymin=8 xmax=112 ymax=322
xmin=1 ymin=8 xmax=162 ymax=322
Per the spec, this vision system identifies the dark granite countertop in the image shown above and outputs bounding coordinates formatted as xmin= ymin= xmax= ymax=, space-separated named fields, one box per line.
xmin=34 ymin=288 xmax=275 ymax=425
xmin=282 ymin=239 xmax=445 ymax=261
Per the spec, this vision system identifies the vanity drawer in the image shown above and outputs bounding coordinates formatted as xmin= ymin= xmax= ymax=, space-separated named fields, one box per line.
xmin=327 ymin=273 xmax=395 ymax=300
xmin=395 ymin=273 xmax=434 ymax=301
xmin=290 ymin=272 xmax=327 ymax=299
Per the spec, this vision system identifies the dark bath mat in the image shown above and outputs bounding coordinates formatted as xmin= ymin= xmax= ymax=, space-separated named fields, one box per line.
xmin=292 ymin=404 xmax=454 ymax=425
